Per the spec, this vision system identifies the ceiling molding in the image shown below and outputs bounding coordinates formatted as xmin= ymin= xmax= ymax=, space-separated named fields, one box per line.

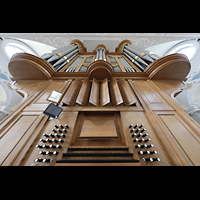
xmin=0 ymin=33 xmax=200 ymax=51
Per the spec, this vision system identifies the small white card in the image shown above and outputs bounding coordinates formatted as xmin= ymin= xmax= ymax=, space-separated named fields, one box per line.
xmin=48 ymin=90 xmax=62 ymax=103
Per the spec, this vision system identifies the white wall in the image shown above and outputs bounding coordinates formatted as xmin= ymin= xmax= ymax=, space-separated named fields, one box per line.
xmin=18 ymin=38 xmax=56 ymax=57
xmin=145 ymin=40 xmax=183 ymax=57
xmin=0 ymin=37 xmax=55 ymax=122
xmin=146 ymin=39 xmax=200 ymax=124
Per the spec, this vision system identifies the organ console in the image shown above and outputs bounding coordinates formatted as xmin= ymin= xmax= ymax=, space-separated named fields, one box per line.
xmin=1 ymin=39 xmax=200 ymax=166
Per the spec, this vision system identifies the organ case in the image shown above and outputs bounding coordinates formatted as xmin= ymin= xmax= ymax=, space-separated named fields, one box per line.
xmin=0 ymin=39 xmax=199 ymax=166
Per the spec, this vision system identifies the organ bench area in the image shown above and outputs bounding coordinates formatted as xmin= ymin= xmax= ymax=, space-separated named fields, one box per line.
xmin=1 ymin=39 xmax=200 ymax=166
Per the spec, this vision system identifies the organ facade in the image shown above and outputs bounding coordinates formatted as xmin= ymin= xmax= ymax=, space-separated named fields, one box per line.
xmin=0 ymin=39 xmax=200 ymax=166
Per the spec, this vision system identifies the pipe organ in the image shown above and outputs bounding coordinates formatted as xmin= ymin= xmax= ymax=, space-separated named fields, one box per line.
xmin=1 ymin=39 xmax=200 ymax=166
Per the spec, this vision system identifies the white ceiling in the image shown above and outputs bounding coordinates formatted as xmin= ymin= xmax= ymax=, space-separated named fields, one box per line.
xmin=84 ymin=40 xmax=119 ymax=52
xmin=1 ymin=33 xmax=200 ymax=52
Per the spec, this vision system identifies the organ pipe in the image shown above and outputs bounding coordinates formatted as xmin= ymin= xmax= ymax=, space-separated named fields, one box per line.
xmin=53 ymin=49 xmax=79 ymax=67
xmin=65 ymin=56 xmax=84 ymax=72
xmin=124 ymin=48 xmax=149 ymax=67
xmin=55 ymin=52 xmax=78 ymax=72
xmin=47 ymin=44 xmax=78 ymax=63
xmin=123 ymin=43 xmax=161 ymax=72
xmin=123 ymin=52 xmax=145 ymax=71
xmin=41 ymin=44 xmax=76 ymax=60
xmin=126 ymin=44 xmax=160 ymax=60
xmin=102 ymin=49 xmax=107 ymax=61
xmin=99 ymin=48 xmax=103 ymax=60
xmin=95 ymin=47 xmax=107 ymax=61
xmin=125 ymin=45 xmax=154 ymax=62
xmin=95 ymin=49 xmax=100 ymax=61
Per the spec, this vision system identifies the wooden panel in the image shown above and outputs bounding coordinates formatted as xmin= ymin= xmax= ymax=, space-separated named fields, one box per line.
xmin=109 ymin=78 xmax=123 ymax=106
xmin=118 ymin=78 xmax=137 ymax=106
xmin=35 ymin=81 xmax=64 ymax=104
xmin=80 ymin=118 xmax=117 ymax=138
xmin=100 ymin=78 xmax=110 ymax=107
xmin=160 ymin=114 xmax=200 ymax=166
xmin=76 ymin=78 xmax=91 ymax=106
xmin=130 ymin=80 xmax=173 ymax=111
xmin=89 ymin=78 xmax=99 ymax=107
xmin=8 ymin=53 xmax=55 ymax=80
xmin=120 ymin=111 xmax=174 ymax=166
xmin=19 ymin=111 xmax=78 ymax=166
xmin=0 ymin=115 xmax=38 ymax=165
xmin=150 ymin=104 xmax=174 ymax=111
xmin=145 ymin=53 xmax=191 ymax=81
xmin=23 ymin=104 xmax=49 ymax=112
xmin=135 ymin=80 xmax=163 ymax=104
xmin=13 ymin=80 xmax=47 ymax=96
xmin=70 ymin=111 xmax=126 ymax=147
xmin=152 ymin=80 xmax=185 ymax=98
xmin=62 ymin=79 xmax=82 ymax=106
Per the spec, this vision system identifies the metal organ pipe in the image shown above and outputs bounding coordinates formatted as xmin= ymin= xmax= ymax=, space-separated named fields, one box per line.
xmin=67 ymin=57 xmax=79 ymax=72
xmin=124 ymin=48 xmax=149 ymax=67
xmin=47 ymin=44 xmax=78 ymax=63
xmin=122 ymin=44 xmax=161 ymax=72
xmin=120 ymin=57 xmax=128 ymax=72
xmin=123 ymin=52 xmax=145 ymax=71
xmin=74 ymin=57 xmax=84 ymax=71
xmin=118 ymin=57 xmax=127 ymax=72
xmin=40 ymin=43 xmax=80 ymax=72
xmin=41 ymin=44 xmax=76 ymax=60
xmin=65 ymin=56 xmax=84 ymax=72
xmin=102 ymin=49 xmax=107 ymax=61
xmin=56 ymin=52 xmax=78 ymax=72
xmin=122 ymin=57 xmax=135 ymax=72
xmin=125 ymin=45 xmax=154 ymax=63
xmin=53 ymin=48 xmax=79 ymax=67
xmin=126 ymin=44 xmax=160 ymax=60
xmin=95 ymin=47 xmax=106 ymax=61
xmin=99 ymin=48 xmax=103 ymax=60
xmin=95 ymin=49 xmax=100 ymax=61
